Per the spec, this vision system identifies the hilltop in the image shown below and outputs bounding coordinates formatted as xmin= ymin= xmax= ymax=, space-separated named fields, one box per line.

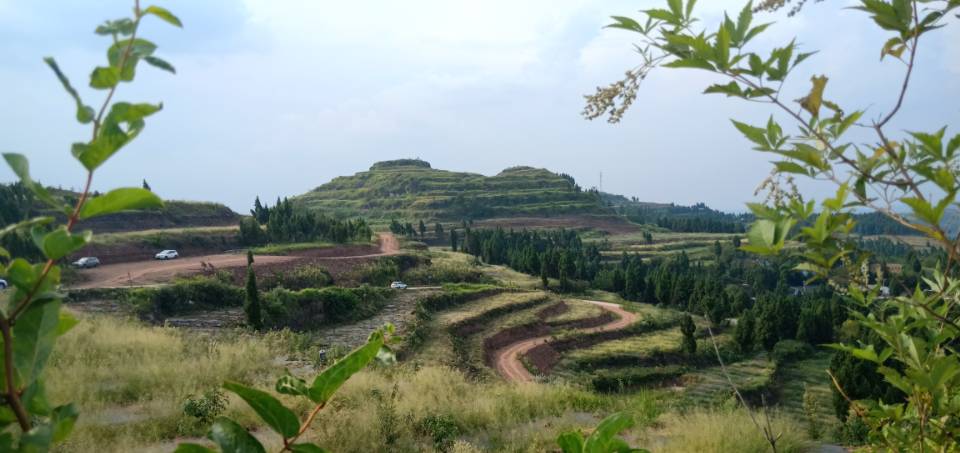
xmin=294 ymin=159 xmax=608 ymax=220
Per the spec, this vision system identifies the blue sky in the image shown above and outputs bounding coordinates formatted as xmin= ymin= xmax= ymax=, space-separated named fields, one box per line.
xmin=1 ymin=0 xmax=958 ymax=212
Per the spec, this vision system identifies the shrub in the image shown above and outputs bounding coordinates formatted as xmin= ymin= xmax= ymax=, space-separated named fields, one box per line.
xmin=770 ymin=340 xmax=813 ymax=364
xmin=402 ymin=262 xmax=492 ymax=286
xmin=262 ymin=285 xmax=391 ymax=330
xmin=180 ymin=388 xmax=227 ymax=435
xmin=133 ymin=277 xmax=245 ymax=320
xmin=416 ymin=414 xmax=460 ymax=453
xmin=262 ymin=264 xmax=333 ymax=290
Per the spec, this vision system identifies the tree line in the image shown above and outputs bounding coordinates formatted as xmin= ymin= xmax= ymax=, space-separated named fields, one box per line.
xmin=238 ymin=196 xmax=372 ymax=245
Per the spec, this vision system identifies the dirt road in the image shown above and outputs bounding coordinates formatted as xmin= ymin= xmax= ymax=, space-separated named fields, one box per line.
xmin=71 ymin=233 xmax=400 ymax=289
xmin=493 ymin=300 xmax=638 ymax=383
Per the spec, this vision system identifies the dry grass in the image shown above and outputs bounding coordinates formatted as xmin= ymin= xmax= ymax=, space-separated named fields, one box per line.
xmin=46 ymin=314 xmax=293 ymax=452
xmin=640 ymin=408 xmax=811 ymax=453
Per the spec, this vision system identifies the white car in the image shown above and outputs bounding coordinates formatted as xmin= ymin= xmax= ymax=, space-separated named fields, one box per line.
xmin=154 ymin=250 xmax=179 ymax=260
xmin=72 ymin=256 xmax=101 ymax=268
xmin=0 ymin=279 xmax=7 ymax=289
xmin=390 ymin=281 xmax=408 ymax=290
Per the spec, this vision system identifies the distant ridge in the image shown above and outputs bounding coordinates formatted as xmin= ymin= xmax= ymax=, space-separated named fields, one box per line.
xmin=294 ymin=159 xmax=607 ymax=220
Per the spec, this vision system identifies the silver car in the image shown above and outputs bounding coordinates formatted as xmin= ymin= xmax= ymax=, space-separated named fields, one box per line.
xmin=72 ymin=256 xmax=101 ymax=268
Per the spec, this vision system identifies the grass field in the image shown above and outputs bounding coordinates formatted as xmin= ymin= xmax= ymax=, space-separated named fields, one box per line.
xmin=681 ymin=353 xmax=776 ymax=406
xmin=777 ymin=351 xmax=840 ymax=432
xmin=90 ymin=225 xmax=239 ymax=245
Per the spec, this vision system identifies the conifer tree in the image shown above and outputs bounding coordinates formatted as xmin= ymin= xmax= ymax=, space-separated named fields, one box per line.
xmin=245 ymin=251 xmax=262 ymax=330
xmin=142 ymin=179 xmax=151 ymax=191
xmin=680 ymin=314 xmax=697 ymax=355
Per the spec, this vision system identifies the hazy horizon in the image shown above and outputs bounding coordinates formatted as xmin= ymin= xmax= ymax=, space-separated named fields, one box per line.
xmin=2 ymin=0 xmax=958 ymax=213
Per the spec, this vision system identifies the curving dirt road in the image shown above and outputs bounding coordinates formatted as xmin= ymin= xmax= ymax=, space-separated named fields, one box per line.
xmin=493 ymin=300 xmax=639 ymax=383
xmin=71 ymin=233 xmax=400 ymax=289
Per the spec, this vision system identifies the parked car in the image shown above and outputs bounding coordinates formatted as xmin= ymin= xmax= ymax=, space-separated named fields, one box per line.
xmin=72 ymin=256 xmax=101 ymax=268
xmin=155 ymin=250 xmax=179 ymax=260
xmin=390 ymin=281 xmax=408 ymax=290
xmin=0 ymin=279 xmax=7 ymax=289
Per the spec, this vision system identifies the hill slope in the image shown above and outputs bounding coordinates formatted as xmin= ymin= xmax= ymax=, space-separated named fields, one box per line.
xmin=294 ymin=159 xmax=608 ymax=220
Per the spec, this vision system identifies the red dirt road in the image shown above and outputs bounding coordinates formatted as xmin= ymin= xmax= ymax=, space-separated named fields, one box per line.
xmin=71 ymin=233 xmax=400 ymax=289
xmin=493 ymin=300 xmax=639 ymax=383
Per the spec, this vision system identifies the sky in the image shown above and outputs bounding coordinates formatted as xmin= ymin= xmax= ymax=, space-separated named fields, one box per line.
xmin=1 ymin=0 xmax=958 ymax=213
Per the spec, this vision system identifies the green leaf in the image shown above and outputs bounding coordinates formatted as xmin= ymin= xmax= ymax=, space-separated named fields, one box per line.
xmin=95 ymin=18 xmax=135 ymax=36
xmin=662 ymin=58 xmax=715 ymax=71
xmin=143 ymin=5 xmax=183 ymax=27
xmin=276 ymin=374 xmax=310 ymax=397
xmin=0 ymin=217 xmax=54 ymax=240
xmin=208 ymin=417 xmax=266 ymax=453
xmin=18 ymin=422 xmax=53 ymax=453
xmin=89 ymin=66 xmax=119 ymax=89
xmin=731 ymin=120 xmax=769 ymax=148
xmin=79 ymin=187 xmax=163 ymax=220
xmin=173 ymin=444 xmax=217 ymax=453
xmin=289 ymin=444 xmax=330 ymax=453
xmin=57 ymin=310 xmax=79 ymax=336
xmin=223 ymin=381 xmax=300 ymax=439
xmin=43 ymin=57 xmax=95 ymax=124
xmin=557 ymin=431 xmax=585 ymax=453
xmin=107 ymin=38 xmax=157 ymax=81
xmin=143 ymin=55 xmax=176 ymax=74
xmin=50 ymin=404 xmax=79 ymax=443
xmin=584 ymin=412 xmax=635 ymax=453
xmin=2 ymin=154 xmax=67 ymax=213
xmin=797 ymin=75 xmax=828 ymax=117
xmin=13 ymin=299 xmax=63 ymax=387
xmin=735 ymin=1 xmax=753 ymax=44
xmin=73 ymin=102 xmax=162 ymax=170
xmin=643 ymin=8 xmax=678 ymax=23
xmin=704 ymin=82 xmax=743 ymax=97
xmin=774 ymin=161 xmax=810 ymax=176
xmin=715 ymin=22 xmax=731 ymax=69
xmin=33 ymin=226 xmax=91 ymax=261
xmin=309 ymin=330 xmax=384 ymax=404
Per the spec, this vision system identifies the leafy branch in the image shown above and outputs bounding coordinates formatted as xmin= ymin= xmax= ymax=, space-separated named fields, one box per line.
xmin=0 ymin=2 xmax=180 ymax=449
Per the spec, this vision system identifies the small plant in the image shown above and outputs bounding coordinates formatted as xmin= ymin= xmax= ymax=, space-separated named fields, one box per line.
xmin=416 ymin=414 xmax=461 ymax=453
xmin=180 ymin=388 xmax=228 ymax=435
xmin=801 ymin=384 xmax=822 ymax=440
xmin=556 ymin=412 xmax=648 ymax=453
xmin=373 ymin=384 xmax=404 ymax=450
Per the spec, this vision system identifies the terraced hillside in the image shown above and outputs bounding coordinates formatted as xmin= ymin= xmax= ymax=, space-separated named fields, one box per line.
xmin=294 ymin=159 xmax=607 ymax=220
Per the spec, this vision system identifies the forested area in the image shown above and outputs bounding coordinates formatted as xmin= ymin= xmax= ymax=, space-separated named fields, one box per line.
xmin=238 ymin=196 xmax=372 ymax=245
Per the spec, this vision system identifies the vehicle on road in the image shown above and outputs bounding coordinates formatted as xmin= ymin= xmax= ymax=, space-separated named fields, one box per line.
xmin=154 ymin=250 xmax=180 ymax=260
xmin=0 ymin=279 xmax=7 ymax=289
xmin=72 ymin=257 xmax=101 ymax=268
xmin=390 ymin=281 xmax=408 ymax=290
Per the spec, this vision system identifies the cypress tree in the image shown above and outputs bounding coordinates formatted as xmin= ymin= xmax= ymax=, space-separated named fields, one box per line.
xmin=244 ymin=251 xmax=262 ymax=330
xmin=680 ymin=314 xmax=697 ymax=355
xmin=450 ymin=229 xmax=458 ymax=251
xmin=540 ymin=259 xmax=549 ymax=289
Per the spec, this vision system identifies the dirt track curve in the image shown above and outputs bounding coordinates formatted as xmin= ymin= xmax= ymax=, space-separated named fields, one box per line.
xmin=71 ymin=233 xmax=400 ymax=289
xmin=493 ymin=300 xmax=638 ymax=383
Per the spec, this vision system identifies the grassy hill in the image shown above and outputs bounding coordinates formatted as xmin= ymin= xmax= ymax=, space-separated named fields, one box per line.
xmin=294 ymin=159 xmax=608 ymax=220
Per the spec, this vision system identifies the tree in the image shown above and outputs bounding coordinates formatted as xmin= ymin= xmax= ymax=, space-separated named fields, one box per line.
xmin=434 ymin=222 xmax=444 ymax=237
xmin=680 ymin=314 xmax=697 ymax=355
xmin=418 ymin=219 xmax=427 ymax=237
xmin=450 ymin=228 xmax=459 ymax=251
xmin=245 ymin=251 xmax=262 ymax=331
xmin=142 ymin=179 xmax=151 ymax=191
xmin=540 ymin=259 xmax=549 ymax=289
xmin=589 ymin=1 xmax=960 ymax=448
xmin=735 ymin=309 xmax=756 ymax=353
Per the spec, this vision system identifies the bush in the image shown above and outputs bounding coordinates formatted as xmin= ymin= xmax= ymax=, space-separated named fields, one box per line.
xmin=133 ymin=277 xmax=245 ymax=320
xmin=359 ymin=255 xmax=428 ymax=286
xmin=416 ymin=414 xmax=460 ymax=453
xmin=262 ymin=264 xmax=333 ymax=290
xmin=262 ymin=285 xmax=391 ymax=330
xmin=402 ymin=262 xmax=492 ymax=286
xmin=771 ymin=340 xmax=814 ymax=364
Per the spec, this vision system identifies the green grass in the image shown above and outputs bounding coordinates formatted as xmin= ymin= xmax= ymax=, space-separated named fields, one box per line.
xmin=682 ymin=353 xmax=776 ymax=405
xmin=777 ymin=351 xmax=840 ymax=431
xmin=91 ymin=226 xmax=238 ymax=245
xmin=249 ymin=241 xmax=337 ymax=255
